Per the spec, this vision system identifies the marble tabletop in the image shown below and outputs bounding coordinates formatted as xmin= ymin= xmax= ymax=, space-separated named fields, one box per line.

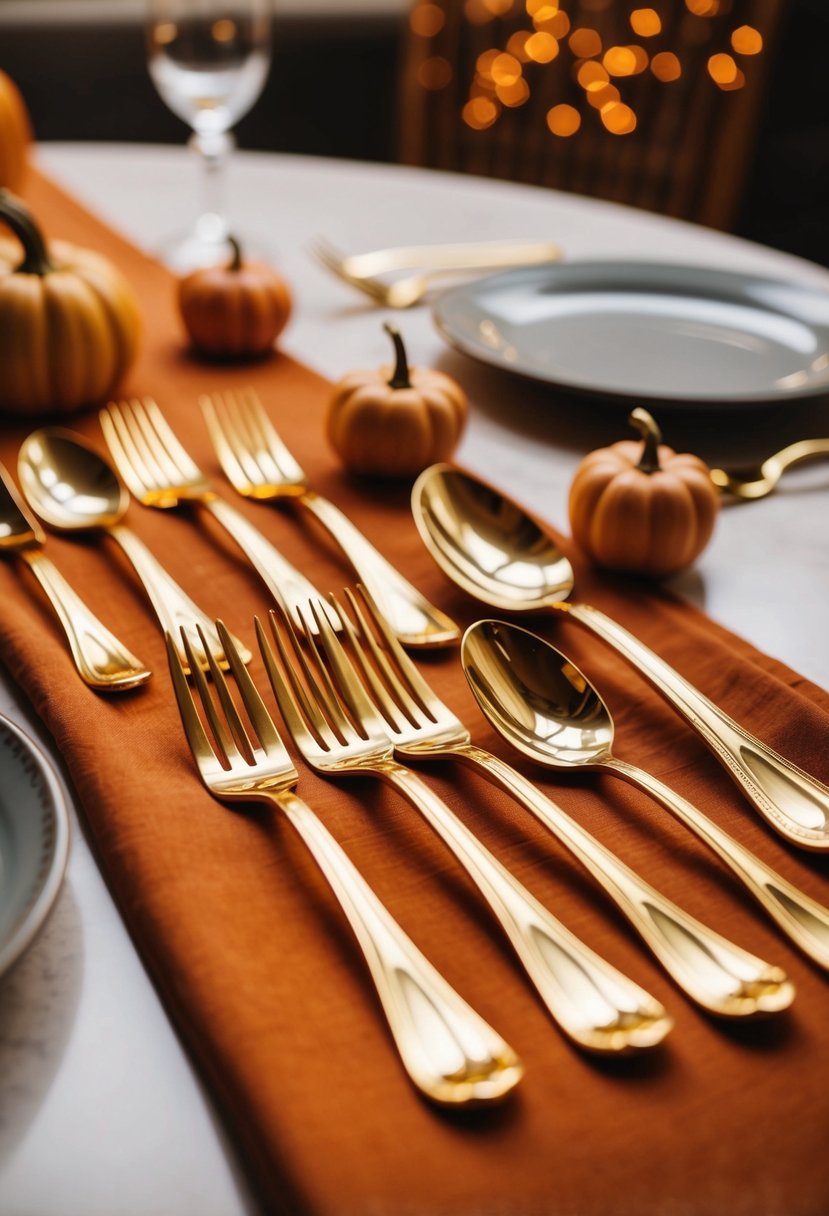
xmin=2 ymin=143 xmax=828 ymax=1215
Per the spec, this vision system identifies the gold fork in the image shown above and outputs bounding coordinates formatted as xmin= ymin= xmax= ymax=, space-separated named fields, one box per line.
xmin=257 ymin=601 xmax=672 ymax=1053
xmin=311 ymin=238 xmax=562 ymax=309
xmin=199 ymin=387 xmax=459 ymax=649
xmin=344 ymin=588 xmax=829 ymax=972
xmin=167 ymin=620 xmax=522 ymax=1107
xmin=100 ymin=398 xmax=337 ymax=632
xmin=274 ymin=591 xmax=795 ymax=1020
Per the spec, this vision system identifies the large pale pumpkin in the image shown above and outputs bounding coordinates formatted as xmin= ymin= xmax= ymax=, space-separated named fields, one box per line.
xmin=0 ymin=71 xmax=31 ymax=191
xmin=568 ymin=408 xmax=719 ymax=577
xmin=326 ymin=324 xmax=468 ymax=478
xmin=0 ymin=190 xmax=141 ymax=417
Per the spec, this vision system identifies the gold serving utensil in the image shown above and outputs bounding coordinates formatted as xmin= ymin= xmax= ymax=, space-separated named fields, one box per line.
xmin=199 ymin=387 xmax=459 ymax=648
xmin=325 ymin=587 xmax=792 ymax=1019
xmin=167 ymin=620 xmax=523 ymax=1107
xmin=463 ymin=619 xmax=829 ymax=972
xmin=100 ymin=398 xmax=337 ymax=635
xmin=17 ymin=429 xmax=249 ymax=673
xmin=257 ymin=601 xmax=675 ymax=1043
xmin=311 ymin=238 xmax=562 ymax=308
xmin=0 ymin=461 xmax=150 ymax=692
xmin=710 ymin=438 xmax=829 ymax=499
xmin=322 ymin=587 xmax=672 ymax=1051
xmin=412 ymin=464 xmax=829 ymax=852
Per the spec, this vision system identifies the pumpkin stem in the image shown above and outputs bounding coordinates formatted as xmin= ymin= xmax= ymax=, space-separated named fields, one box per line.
xmin=629 ymin=407 xmax=663 ymax=474
xmin=226 ymin=234 xmax=243 ymax=271
xmin=0 ymin=188 xmax=56 ymax=275
xmin=384 ymin=323 xmax=412 ymax=389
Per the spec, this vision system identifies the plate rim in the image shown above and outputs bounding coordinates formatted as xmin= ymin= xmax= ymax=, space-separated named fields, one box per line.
xmin=0 ymin=711 xmax=70 ymax=977
xmin=432 ymin=258 xmax=829 ymax=408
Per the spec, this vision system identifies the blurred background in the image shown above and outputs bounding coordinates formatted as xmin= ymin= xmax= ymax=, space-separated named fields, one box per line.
xmin=2 ymin=0 xmax=828 ymax=267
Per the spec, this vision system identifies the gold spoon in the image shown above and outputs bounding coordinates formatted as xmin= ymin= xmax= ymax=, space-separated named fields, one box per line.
xmin=411 ymin=463 xmax=829 ymax=852
xmin=462 ymin=619 xmax=829 ymax=971
xmin=17 ymin=429 xmax=250 ymax=672
xmin=710 ymin=438 xmax=829 ymax=499
xmin=0 ymin=461 xmax=150 ymax=691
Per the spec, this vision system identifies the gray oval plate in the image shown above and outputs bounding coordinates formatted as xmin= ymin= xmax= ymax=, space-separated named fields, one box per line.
xmin=433 ymin=260 xmax=829 ymax=408
xmin=0 ymin=713 xmax=70 ymax=976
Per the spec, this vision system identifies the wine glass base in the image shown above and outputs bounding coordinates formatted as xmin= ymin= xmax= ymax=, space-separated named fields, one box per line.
xmin=153 ymin=215 xmax=276 ymax=273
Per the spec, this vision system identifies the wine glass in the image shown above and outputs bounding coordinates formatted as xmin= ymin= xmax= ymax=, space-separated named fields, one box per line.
xmin=146 ymin=0 xmax=272 ymax=271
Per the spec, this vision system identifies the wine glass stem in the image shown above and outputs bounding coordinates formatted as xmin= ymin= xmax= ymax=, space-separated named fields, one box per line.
xmin=189 ymin=129 xmax=234 ymax=243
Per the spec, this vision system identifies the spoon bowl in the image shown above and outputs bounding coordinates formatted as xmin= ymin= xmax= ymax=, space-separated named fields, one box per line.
xmin=17 ymin=429 xmax=128 ymax=531
xmin=18 ymin=428 xmax=250 ymax=671
xmin=462 ymin=619 xmax=829 ymax=972
xmin=411 ymin=463 xmax=829 ymax=851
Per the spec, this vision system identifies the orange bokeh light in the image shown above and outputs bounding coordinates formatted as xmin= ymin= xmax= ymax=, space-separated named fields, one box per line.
xmin=601 ymin=101 xmax=637 ymax=133
xmin=409 ymin=2 xmax=445 ymax=38
xmin=651 ymin=51 xmax=681 ymax=81
xmin=546 ymin=103 xmax=581 ymax=135
xmin=731 ymin=25 xmax=763 ymax=55
xmin=525 ymin=31 xmax=560 ymax=62
xmin=708 ymin=52 xmax=738 ymax=85
xmin=417 ymin=56 xmax=452 ymax=90
xmin=569 ymin=27 xmax=602 ymax=58
xmin=630 ymin=8 xmax=661 ymax=36
xmin=463 ymin=96 xmax=500 ymax=128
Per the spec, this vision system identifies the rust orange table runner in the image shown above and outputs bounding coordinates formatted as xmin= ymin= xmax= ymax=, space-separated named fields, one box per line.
xmin=1 ymin=167 xmax=828 ymax=1215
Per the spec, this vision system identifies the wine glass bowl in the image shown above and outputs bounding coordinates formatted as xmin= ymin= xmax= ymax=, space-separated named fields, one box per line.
xmin=146 ymin=0 xmax=271 ymax=269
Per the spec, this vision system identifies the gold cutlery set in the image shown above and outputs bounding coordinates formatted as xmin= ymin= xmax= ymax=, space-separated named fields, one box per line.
xmin=3 ymin=388 xmax=828 ymax=1109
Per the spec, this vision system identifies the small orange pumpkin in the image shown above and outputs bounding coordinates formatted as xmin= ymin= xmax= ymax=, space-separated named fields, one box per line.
xmin=177 ymin=236 xmax=292 ymax=359
xmin=0 ymin=71 xmax=32 ymax=192
xmin=326 ymin=324 xmax=468 ymax=478
xmin=0 ymin=190 xmax=142 ymax=418
xmin=568 ymin=407 xmax=719 ymax=577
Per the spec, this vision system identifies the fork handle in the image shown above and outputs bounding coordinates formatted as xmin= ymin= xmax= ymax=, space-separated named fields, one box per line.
xmin=201 ymin=497 xmax=331 ymax=626
xmin=107 ymin=524 xmax=250 ymax=670
xmin=277 ymin=791 xmax=522 ymax=1105
xmin=425 ymin=748 xmax=793 ymax=1018
xmin=297 ymin=490 xmax=459 ymax=647
xmin=376 ymin=763 xmax=677 ymax=1050
xmin=564 ymin=602 xmax=829 ymax=851
xmin=21 ymin=550 xmax=151 ymax=691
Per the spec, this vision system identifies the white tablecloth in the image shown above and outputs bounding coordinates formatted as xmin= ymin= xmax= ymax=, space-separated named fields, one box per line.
xmin=2 ymin=143 xmax=828 ymax=1215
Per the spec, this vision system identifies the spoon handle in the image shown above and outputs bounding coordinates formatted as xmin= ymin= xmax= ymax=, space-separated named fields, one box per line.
xmin=107 ymin=524 xmax=251 ymax=671
xmin=458 ymin=746 xmax=793 ymax=1017
xmin=382 ymin=762 xmax=673 ymax=1052
xmin=564 ymin=602 xmax=829 ymax=851
xmin=608 ymin=757 xmax=829 ymax=971
xmin=21 ymin=551 xmax=151 ymax=691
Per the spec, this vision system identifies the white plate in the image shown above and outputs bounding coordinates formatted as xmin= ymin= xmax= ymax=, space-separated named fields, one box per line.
xmin=433 ymin=260 xmax=829 ymax=408
xmin=0 ymin=713 xmax=70 ymax=976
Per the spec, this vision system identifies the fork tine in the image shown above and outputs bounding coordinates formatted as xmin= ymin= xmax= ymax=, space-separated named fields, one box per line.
xmin=238 ymin=388 xmax=306 ymax=484
xmin=263 ymin=606 xmax=345 ymax=748
xmin=101 ymin=400 xmax=162 ymax=499
xmin=185 ymin=625 xmax=250 ymax=764
xmin=343 ymin=586 xmax=430 ymax=725
xmin=307 ymin=596 xmax=392 ymax=741
xmin=200 ymin=391 xmax=266 ymax=491
xmin=214 ymin=617 xmax=284 ymax=755
xmin=166 ymin=630 xmax=219 ymax=763
xmin=336 ymin=591 xmax=412 ymax=733
xmin=140 ymin=397 xmax=204 ymax=482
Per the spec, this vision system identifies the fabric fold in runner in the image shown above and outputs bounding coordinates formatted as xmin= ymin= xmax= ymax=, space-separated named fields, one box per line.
xmin=1 ymin=165 xmax=828 ymax=1215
